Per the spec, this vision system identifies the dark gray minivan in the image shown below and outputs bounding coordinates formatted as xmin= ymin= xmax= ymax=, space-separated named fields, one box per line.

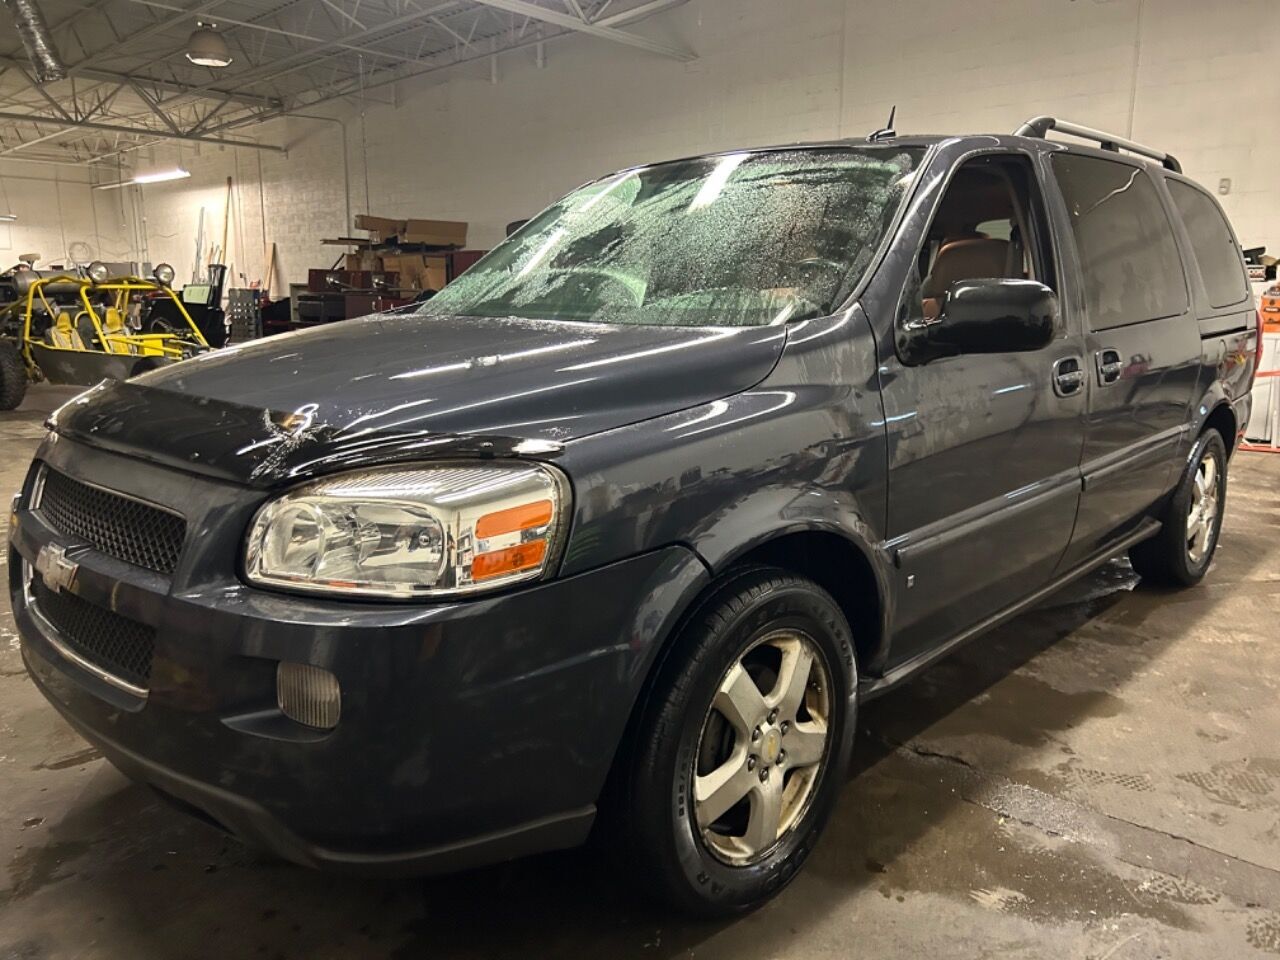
xmin=8 ymin=116 xmax=1262 ymax=916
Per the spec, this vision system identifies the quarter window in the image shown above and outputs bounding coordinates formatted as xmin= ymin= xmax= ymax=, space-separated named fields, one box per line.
xmin=1051 ymin=154 xmax=1188 ymax=330
xmin=1167 ymin=180 xmax=1249 ymax=309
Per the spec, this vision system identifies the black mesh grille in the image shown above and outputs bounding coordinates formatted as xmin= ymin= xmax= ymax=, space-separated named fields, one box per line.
xmin=31 ymin=579 xmax=155 ymax=689
xmin=37 ymin=468 xmax=186 ymax=575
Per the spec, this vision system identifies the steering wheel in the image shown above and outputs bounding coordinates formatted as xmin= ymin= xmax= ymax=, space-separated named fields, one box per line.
xmin=791 ymin=256 xmax=846 ymax=282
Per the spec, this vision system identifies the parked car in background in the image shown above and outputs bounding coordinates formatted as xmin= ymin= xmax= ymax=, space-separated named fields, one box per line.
xmin=8 ymin=116 xmax=1261 ymax=916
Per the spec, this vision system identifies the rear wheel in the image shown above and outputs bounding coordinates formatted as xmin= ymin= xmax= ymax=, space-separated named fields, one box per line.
xmin=1129 ymin=430 xmax=1227 ymax=586
xmin=0 ymin=340 xmax=27 ymax=410
xmin=619 ymin=567 xmax=857 ymax=917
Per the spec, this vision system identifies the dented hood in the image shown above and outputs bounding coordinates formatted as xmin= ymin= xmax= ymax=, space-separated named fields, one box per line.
xmin=51 ymin=311 xmax=787 ymax=487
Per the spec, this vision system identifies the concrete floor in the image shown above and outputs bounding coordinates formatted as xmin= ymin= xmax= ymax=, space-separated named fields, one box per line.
xmin=3 ymin=382 xmax=1280 ymax=959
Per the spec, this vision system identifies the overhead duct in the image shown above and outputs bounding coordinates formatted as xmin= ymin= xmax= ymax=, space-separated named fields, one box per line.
xmin=1 ymin=0 xmax=67 ymax=83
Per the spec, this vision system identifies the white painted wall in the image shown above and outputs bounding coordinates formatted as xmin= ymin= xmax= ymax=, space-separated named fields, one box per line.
xmin=0 ymin=160 xmax=111 ymax=268
xmin=4 ymin=0 xmax=1275 ymax=293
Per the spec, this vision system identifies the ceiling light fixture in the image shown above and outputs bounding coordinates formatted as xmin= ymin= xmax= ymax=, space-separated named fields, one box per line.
xmin=134 ymin=168 xmax=191 ymax=184
xmin=0 ymin=213 xmax=16 ymax=221
xmin=186 ymin=23 xmax=232 ymax=68
xmin=94 ymin=168 xmax=191 ymax=190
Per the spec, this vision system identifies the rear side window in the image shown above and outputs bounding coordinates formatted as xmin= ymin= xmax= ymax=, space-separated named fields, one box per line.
xmin=1166 ymin=180 xmax=1249 ymax=309
xmin=1051 ymin=154 xmax=1188 ymax=330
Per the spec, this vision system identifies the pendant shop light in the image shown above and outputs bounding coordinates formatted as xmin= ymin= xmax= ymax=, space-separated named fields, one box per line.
xmin=186 ymin=24 xmax=232 ymax=67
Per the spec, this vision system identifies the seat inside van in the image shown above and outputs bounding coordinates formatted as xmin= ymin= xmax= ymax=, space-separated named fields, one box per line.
xmin=920 ymin=166 xmax=1034 ymax=320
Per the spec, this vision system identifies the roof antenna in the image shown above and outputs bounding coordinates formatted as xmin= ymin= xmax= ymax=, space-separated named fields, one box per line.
xmin=867 ymin=105 xmax=896 ymax=143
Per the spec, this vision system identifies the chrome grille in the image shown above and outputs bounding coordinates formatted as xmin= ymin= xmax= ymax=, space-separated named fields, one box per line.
xmin=30 ymin=577 xmax=155 ymax=691
xmin=36 ymin=467 xmax=186 ymax=575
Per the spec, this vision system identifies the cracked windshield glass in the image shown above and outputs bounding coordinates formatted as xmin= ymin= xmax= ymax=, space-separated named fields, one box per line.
xmin=420 ymin=147 xmax=923 ymax=328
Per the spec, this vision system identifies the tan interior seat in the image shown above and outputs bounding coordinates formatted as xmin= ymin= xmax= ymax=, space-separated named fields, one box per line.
xmin=922 ymin=238 xmax=1011 ymax=320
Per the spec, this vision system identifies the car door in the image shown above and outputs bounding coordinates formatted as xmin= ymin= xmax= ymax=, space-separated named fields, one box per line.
xmin=1045 ymin=151 xmax=1203 ymax=570
xmin=877 ymin=150 xmax=1088 ymax=666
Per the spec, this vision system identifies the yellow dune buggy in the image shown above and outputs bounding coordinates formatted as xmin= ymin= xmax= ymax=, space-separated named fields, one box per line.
xmin=0 ymin=262 xmax=209 ymax=410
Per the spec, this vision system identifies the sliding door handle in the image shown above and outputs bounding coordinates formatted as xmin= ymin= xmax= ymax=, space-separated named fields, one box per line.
xmin=1096 ymin=349 xmax=1122 ymax=385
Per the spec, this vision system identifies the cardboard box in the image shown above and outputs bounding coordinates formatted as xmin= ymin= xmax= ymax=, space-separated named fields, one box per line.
xmin=354 ymin=215 xmax=402 ymax=243
xmin=382 ymin=254 xmax=448 ymax=292
xmin=354 ymin=215 xmax=468 ymax=248
xmin=401 ymin=218 xmax=467 ymax=247
xmin=422 ymin=256 xmax=447 ymax=292
xmin=344 ymin=252 xmax=383 ymax=272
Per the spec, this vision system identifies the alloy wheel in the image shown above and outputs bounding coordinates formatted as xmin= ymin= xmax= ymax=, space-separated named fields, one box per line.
xmin=692 ymin=629 xmax=832 ymax=865
xmin=1186 ymin=452 xmax=1220 ymax=565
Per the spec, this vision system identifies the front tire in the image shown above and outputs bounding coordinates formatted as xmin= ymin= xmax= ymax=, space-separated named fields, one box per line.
xmin=1130 ymin=430 xmax=1228 ymax=587
xmin=620 ymin=567 xmax=857 ymax=917
xmin=0 ymin=340 xmax=28 ymax=410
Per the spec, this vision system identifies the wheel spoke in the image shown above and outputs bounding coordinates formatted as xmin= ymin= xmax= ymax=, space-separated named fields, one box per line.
xmin=785 ymin=722 xmax=827 ymax=768
xmin=742 ymin=778 xmax=784 ymax=852
xmin=1201 ymin=456 xmax=1216 ymax=490
xmin=714 ymin=662 xmax=766 ymax=736
xmin=769 ymin=641 xmax=814 ymax=719
xmin=1186 ymin=500 xmax=1203 ymax=530
xmin=694 ymin=755 xmax=755 ymax=828
xmin=1191 ymin=516 xmax=1210 ymax=553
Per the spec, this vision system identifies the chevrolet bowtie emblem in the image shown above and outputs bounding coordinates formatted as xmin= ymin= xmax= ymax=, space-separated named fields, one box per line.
xmin=35 ymin=543 xmax=79 ymax=594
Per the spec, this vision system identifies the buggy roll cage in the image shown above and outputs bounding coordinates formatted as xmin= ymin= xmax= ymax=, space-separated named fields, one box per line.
xmin=20 ymin=274 xmax=208 ymax=366
xmin=1015 ymin=116 xmax=1183 ymax=173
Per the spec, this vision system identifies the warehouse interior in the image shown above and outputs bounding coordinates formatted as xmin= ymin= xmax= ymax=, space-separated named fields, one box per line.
xmin=3 ymin=0 xmax=1280 ymax=957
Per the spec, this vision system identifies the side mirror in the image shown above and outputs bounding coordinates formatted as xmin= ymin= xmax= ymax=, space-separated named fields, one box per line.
xmin=908 ymin=278 xmax=1059 ymax=361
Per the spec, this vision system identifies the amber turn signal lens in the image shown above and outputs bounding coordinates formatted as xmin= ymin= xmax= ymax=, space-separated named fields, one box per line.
xmin=476 ymin=499 xmax=554 ymax=539
xmin=472 ymin=539 xmax=548 ymax=581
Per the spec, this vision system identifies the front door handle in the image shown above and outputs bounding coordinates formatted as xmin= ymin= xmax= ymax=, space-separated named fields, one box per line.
xmin=1053 ymin=356 xmax=1084 ymax=397
xmin=1096 ymin=348 xmax=1122 ymax=385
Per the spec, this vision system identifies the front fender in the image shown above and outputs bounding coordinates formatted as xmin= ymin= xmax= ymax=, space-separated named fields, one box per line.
xmin=556 ymin=309 xmax=892 ymax=667
xmin=692 ymin=482 xmax=883 ymax=574
xmin=694 ymin=486 xmax=895 ymax=673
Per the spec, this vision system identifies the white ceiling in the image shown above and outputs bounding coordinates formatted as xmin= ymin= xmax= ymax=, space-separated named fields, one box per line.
xmin=0 ymin=0 xmax=692 ymax=164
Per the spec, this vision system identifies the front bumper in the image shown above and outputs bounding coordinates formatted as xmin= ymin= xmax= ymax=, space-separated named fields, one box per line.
xmin=9 ymin=436 xmax=709 ymax=874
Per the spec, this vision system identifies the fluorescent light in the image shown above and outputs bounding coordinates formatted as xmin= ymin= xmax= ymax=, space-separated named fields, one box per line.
xmin=0 ymin=213 xmax=16 ymax=221
xmin=134 ymin=168 xmax=190 ymax=184
xmin=94 ymin=168 xmax=191 ymax=190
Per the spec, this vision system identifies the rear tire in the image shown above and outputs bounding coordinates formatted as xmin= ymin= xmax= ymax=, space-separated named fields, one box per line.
xmin=1129 ymin=430 xmax=1227 ymax=587
xmin=0 ymin=340 xmax=27 ymax=410
xmin=618 ymin=567 xmax=857 ymax=917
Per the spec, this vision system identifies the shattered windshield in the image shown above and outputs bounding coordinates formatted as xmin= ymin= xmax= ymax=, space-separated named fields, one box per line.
xmin=420 ymin=147 xmax=923 ymax=328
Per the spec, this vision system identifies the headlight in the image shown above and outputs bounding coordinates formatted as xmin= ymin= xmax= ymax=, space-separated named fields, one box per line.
xmin=244 ymin=462 xmax=569 ymax=598
xmin=87 ymin=260 xmax=109 ymax=283
xmin=153 ymin=262 xmax=175 ymax=285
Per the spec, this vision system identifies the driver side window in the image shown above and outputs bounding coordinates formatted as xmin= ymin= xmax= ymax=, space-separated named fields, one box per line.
xmin=900 ymin=154 xmax=1054 ymax=328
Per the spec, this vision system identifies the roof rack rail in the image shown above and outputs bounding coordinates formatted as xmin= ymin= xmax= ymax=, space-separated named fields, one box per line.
xmin=1014 ymin=115 xmax=1182 ymax=173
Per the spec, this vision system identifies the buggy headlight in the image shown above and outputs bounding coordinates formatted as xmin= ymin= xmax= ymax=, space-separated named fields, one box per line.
xmin=153 ymin=262 xmax=175 ymax=285
xmin=87 ymin=261 xmax=109 ymax=283
xmin=244 ymin=462 xmax=569 ymax=598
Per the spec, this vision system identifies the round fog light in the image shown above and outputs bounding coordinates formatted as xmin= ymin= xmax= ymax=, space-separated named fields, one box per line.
xmin=277 ymin=662 xmax=341 ymax=729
